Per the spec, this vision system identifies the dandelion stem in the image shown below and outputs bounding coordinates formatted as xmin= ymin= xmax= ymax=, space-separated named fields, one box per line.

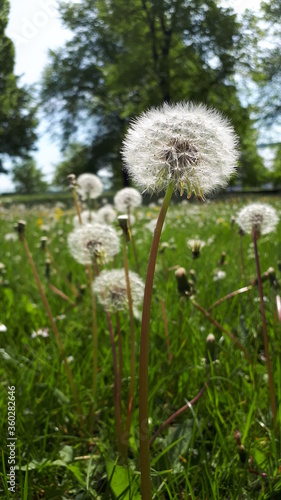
xmin=87 ymin=263 xmax=98 ymax=432
xmin=105 ymin=310 xmax=126 ymax=460
xmin=161 ymin=298 xmax=172 ymax=365
xmin=149 ymin=378 xmax=210 ymax=447
xmin=123 ymin=241 xmax=136 ymax=456
xmin=128 ymin=207 xmax=140 ymax=273
xmin=139 ymin=182 xmax=174 ymax=499
xmin=21 ymin=235 xmax=84 ymax=425
xmin=252 ymin=229 xmax=277 ymax=427
xmin=46 ymin=246 xmax=80 ymax=298
xmin=116 ymin=311 xmax=123 ymax=382
xmin=72 ymin=186 xmax=98 ymax=432
xmin=192 ymin=301 xmax=253 ymax=364
xmin=209 ymin=286 xmax=253 ymax=312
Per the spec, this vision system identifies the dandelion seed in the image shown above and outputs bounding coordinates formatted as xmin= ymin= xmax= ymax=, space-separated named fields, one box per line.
xmin=93 ymin=269 xmax=144 ymax=313
xmin=68 ymin=223 xmax=120 ymax=265
xmin=76 ymin=173 xmax=103 ymax=200
xmin=236 ymin=203 xmax=279 ymax=236
xmin=122 ymin=102 xmax=238 ymax=197
xmin=114 ymin=187 xmax=142 ymax=213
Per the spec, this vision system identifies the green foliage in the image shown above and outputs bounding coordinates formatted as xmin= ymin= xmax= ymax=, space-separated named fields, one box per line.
xmin=12 ymin=159 xmax=48 ymax=194
xmin=272 ymin=145 xmax=281 ymax=187
xmin=247 ymin=0 xmax=281 ymax=125
xmin=53 ymin=142 xmax=93 ymax=188
xmin=41 ymin=0 xmax=264 ymax=187
xmin=0 ymin=0 xmax=38 ymax=166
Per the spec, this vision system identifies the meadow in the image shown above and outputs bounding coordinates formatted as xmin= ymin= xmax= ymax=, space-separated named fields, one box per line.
xmin=0 ymin=192 xmax=281 ymax=499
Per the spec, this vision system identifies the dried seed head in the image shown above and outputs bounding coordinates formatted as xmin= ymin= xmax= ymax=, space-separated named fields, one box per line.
xmin=15 ymin=220 xmax=26 ymax=239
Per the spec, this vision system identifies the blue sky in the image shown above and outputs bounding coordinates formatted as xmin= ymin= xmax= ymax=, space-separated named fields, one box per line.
xmin=1 ymin=0 xmax=262 ymax=193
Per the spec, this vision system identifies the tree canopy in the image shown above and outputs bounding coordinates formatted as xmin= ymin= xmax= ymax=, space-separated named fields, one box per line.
xmin=41 ymin=0 xmax=266 ymax=188
xmin=12 ymin=159 xmax=48 ymax=194
xmin=0 ymin=0 xmax=38 ymax=168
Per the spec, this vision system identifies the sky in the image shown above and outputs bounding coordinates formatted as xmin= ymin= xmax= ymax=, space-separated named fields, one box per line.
xmin=1 ymin=0 xmax=262 ymax=193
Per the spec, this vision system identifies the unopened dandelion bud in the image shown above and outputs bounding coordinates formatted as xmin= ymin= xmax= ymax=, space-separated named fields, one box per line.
xmin=45 ymin=258 xmax=51 ymax=279
xmin=175 ymin=267 xmax=190 ymax=295
xmin=206 ymin=333 xmax=216 ymax=362
xmin=267 ymin=267 xmax=279 ymax=290
xmin=237 ymin=444 xmax=247 ymax=464
xmin=218 ymin=251 xmax=226 ymax=266
xmin=41 ymin=236 xmax=48 ymax=250
xmin=118 ymin=215 xmax=131 ymax=242
xmin=79 ymin=284 xmax=87 ymax=295
xmin=15 ymin=220 xmax=26 ymax=239
xmin=187 ymin=239 xmax=205 ymax=259
xmin=67 ymin=173 xmax=77 ymax=189
xmin=159 ymin=242 xmax=169 ymax=254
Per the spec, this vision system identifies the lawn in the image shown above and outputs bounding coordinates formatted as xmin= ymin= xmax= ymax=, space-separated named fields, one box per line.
xmin=0 ymin=193 xmax=281 ymax=499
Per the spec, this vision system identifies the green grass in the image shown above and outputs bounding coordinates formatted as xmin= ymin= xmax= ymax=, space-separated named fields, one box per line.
xmin=0 ymin=193 xmax=281 ymax=498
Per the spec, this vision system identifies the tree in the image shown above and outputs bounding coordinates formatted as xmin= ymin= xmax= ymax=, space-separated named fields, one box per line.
xmin=12 ymin=160 xmax=48 ymax=194
xmin=271 ymin=145 xmax=281 ymax=187
xmin=0 ymin=0 xmax=38 ymax=168
xmin=248 ymin=0 xmax=281 ymax=126
xmin=53 ymin=142 xmax=92 ymax=187
xmin=41 ymin=0 xmax=263 ymax=188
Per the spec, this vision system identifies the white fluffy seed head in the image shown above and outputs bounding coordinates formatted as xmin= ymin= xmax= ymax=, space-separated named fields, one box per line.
xmin=122 ymin=102 xmax=239 ymax=198
xmin=76 ymin=173 xmax=103 ymax=200
xmin=73 ymin=210 xmax=99 ymax=227
xmin=114 ymin=187 xmax=142 ymax=212
xmin=97 ymin=204 xmax=117 ymax=224
xmin=93 ymin=269 xmax=144 ymax=312
xmin=236 ymin=203 xmax=279 ymax=235
xmin=67 ymin=223 xmax=120 ymax=265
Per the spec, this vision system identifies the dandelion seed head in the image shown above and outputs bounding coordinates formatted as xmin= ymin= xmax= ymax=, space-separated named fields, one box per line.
xmin=122 ymin=102 xmax=238 ymax=197
xmin=97 ymin=204 xmax=117 ymax=224
xmin=93 ymin=269 xmax=144 ymax=313
xmin=68 ymin=223 xmax=120 ymax=265
xmin=236 ymin=203 xmax=279 ymax=235
xmin=114 ymin=187 xmax=142 ymax=212
xmin=76 ymin=173 xmax=103 ymax=200
xmin=73 ymin=210 xmax=99 ymax=227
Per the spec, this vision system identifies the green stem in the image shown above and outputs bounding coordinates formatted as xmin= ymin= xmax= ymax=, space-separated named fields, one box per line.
xmin=128 ymin=207 xmax=140 ymax=273
xmin=72 ymin=187 xmax=98 ymax=432
xmin=105 ymin=310 xmax=126 ymax=460
xmin=123 ymin=241 xmax=136 ymax=456
xmin=139 ymin=183 xmax=174 ymax=499
xmin=87 ymin=263 xmax=98 ymax=433
xmin=252 ymin=229 xmax=277 ymax=427
xmin=22 ymin=236 xmax=84 ymax=426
